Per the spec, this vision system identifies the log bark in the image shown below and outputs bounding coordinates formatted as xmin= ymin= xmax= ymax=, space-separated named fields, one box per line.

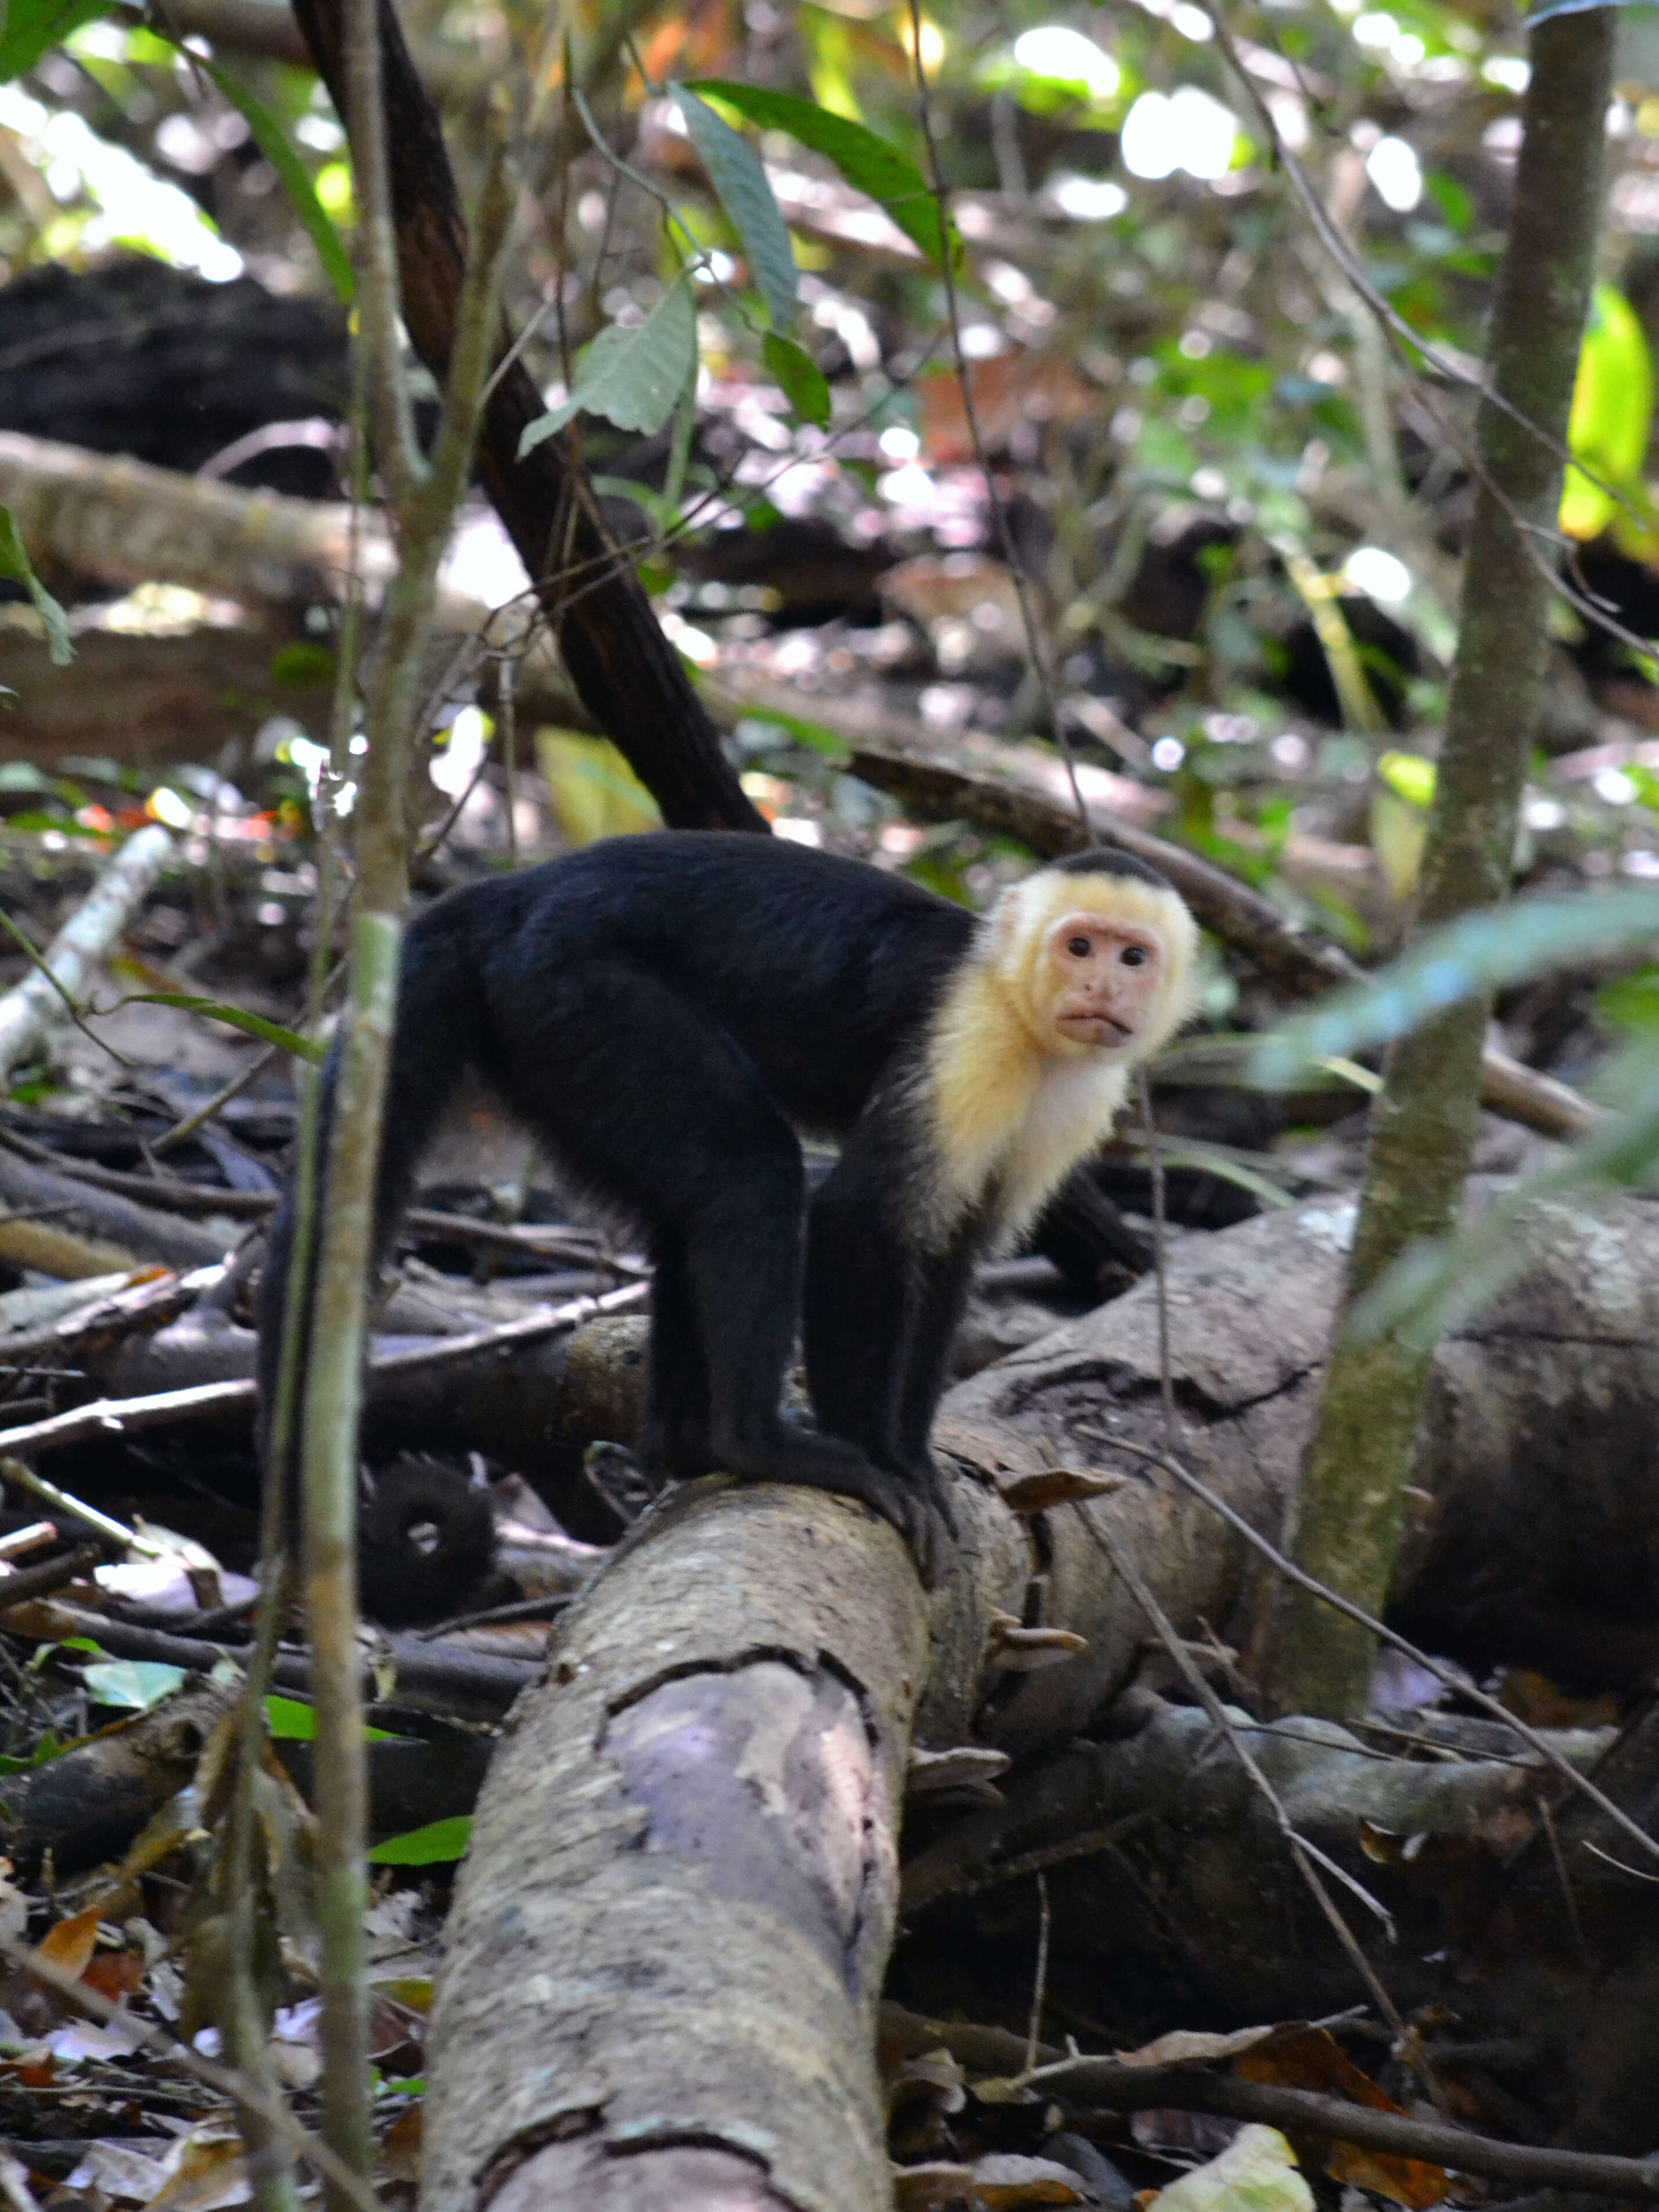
xmin=421 ymin=1481 xmax=952 ymax=2212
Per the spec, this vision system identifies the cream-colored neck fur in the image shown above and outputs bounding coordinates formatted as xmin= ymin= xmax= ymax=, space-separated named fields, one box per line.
xmin=914 ymin=867 xmax=1198 ymax=1251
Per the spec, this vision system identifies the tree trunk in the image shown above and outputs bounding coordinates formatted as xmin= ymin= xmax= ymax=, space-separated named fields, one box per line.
xmin=1269 ymin=5 xmax=1617 ymax=1716
xmin=288 ymin=0 xmax=767 ymax=836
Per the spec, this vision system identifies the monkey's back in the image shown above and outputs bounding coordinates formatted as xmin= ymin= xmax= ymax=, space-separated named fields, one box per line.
xmin=408 ymin=832 xmax=976 ymax=1133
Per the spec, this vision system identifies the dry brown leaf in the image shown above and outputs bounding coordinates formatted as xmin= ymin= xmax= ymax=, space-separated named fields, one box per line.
xmin=1236 ymin=2029 xmax=1448 ymax=2210
xmin=145 ymin=2134 xmax=245 ymax=2212
xmin=380 ymin=2104 xmax=423 ymax=2186
xmin=893 ymin=2160 xmax=976 ymax=2208
xmin=82 ymin=1949 xmax=146 ymax=2003
xmin=970 ymin=2150 xmax=1087 ymax=2204
xmin=35 ymin=1905 xmax=100 ymax=1980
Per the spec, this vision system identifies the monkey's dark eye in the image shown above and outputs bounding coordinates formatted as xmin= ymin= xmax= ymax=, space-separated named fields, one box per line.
xmin=1066 ymin=935 xmax=1093 ymax=958
xmin=1121 ymin=945 xmax=1148 ymax=967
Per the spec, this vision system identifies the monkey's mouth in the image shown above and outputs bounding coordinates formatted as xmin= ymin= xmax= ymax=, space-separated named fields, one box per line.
xmin=1057 ymin=1011 xmax=1133 ymax=1044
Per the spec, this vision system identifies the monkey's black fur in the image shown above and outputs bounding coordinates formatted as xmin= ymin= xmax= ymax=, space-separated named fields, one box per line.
xmin=260 ymin=832 xmax=1169 ymax=1591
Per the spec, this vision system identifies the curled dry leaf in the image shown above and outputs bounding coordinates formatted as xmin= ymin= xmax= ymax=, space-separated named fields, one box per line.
xmin=969 ymin=2150 xmax=1088 ymax=2205
xmin=998 ymin=1467 xmax=1127 ymax=1514
xmin=986 ymin=1619 xmax=1090 ymax=1672
xmin=893 ymin=2162 xmax=978 ymax=2210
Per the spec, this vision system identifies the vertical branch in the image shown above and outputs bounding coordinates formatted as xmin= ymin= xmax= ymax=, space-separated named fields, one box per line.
xmin=294 ymin=13 xmax=520 ymax=2189
xmin=1265 ymin=7 xmax=1617 ymax=1719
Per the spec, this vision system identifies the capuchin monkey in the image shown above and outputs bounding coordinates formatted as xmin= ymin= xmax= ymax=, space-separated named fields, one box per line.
xmin=258 ymin=832 xmax=1198 ymax=1589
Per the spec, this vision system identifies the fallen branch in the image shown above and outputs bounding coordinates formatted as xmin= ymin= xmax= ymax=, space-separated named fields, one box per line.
xmin=0 ymin=1280 xmax=651 ymax=1458
xmin=0 ymin=825 xmax=173 ymax=1080
xmin=0 ymin=1144 xmax=235 ymax=1274
xmin=882 ymin=2003 xmax=1659 ymax=2199
xmin=0 ymin=1599 xmax=534 ymax=1721
xmin=1004 ymin=2057 xmax=1659 ymax=2199
xmin=849 ymin=743 xmax=1596 ymax=1141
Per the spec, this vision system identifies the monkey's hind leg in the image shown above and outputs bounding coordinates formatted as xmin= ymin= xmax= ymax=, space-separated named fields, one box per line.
xmin=637 ymin=1230 xmax=717 ymax=1481
xmin=496 ymin=966 xmax=944 ymax=1578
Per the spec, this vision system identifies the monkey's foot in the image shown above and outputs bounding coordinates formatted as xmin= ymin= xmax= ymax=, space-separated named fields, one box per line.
xmin=717 ymin=1423 xmax=955 ymax=1588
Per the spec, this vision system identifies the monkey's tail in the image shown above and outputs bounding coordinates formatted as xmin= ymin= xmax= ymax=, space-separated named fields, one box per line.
xmin=256 ymin=917 xmax=485 ymax=1541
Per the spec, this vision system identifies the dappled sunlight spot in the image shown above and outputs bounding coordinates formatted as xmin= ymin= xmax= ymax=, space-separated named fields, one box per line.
xmin=1366 ymin=134 xmax=1423 ymax=211
xmin=1121 ymin=88 xmax=1240 ymax=183
xmin=1011 ymin=24 xmax=1121 ymax=101
xmin=1344 ymin=546 xmax=1413 ymax=603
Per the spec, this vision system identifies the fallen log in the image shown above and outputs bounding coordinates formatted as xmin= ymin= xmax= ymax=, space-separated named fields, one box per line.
xmin=418 ymin=1183 xmax=1659 ymax=2203
xmin=422 ymin=1480 xmax=1003 ymax=2212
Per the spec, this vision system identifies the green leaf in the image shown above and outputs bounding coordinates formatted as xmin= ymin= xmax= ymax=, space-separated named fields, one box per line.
xmin=0 ymin=0 xmax=108 ymax=83
xmin=367 ymin=1815 xmax=473 ymax=1865
xmin=118 ymin=992 xmax=325 ymax=1062
xmin=762 ymin=331 xmax=831 ymax=429
xmin=686 ymin=81 xmax=948 ymax=265
xmin=672 ymin=84 xmax=796 ymax=329
xmin=1376 ymin=748 xmax=1436 ymax=810
xmin=0 ymin=1729 xmax=63 ymax=1774
xmin=198 ymin=60 xmax=354 ymax=304
xmin=520 ymin=280 xmax=697 ymax=456
xmin=0 ymin=507 xmax=72 ymax=665
xmin=1562 ymin=282 xmax=1654 ymax=541
xmin=265 ymin=1693 xmax=401 ymax=1741
xmin=82 ymin=1658 xmax=187 ymax=1710
xmin=1255 ymin=884 xmax=1659 ymax=1085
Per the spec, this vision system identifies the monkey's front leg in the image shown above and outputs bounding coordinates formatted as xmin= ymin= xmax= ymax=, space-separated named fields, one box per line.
xmin=803 ymin=1174 xmax=957 ymax=1585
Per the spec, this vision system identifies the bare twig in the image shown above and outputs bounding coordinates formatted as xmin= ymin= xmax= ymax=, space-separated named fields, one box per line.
xmin=1023 ymin=1870 xmax=1050 ymax=2071
xmin=0 ymin=1279 xmax=651 ymax=1463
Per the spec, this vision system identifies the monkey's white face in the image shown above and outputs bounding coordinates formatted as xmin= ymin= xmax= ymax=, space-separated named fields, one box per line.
xmin=1042 ymin=910 xmax=1166 ymax=1050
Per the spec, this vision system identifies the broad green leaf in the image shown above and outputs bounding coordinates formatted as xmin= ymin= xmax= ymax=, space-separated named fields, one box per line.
xmin=199 ymin=60 xmax=354 ymax=304
xmin=1255 ymin=885 xmax=1659 ymax=1085
xmin=1148 ymin=2125 xmax=1313 ymax=2212
xmin=265 ymin=1694 xmax=401 ymax=1741
xmin=0 ymin=0 xmax=108 ymax=83
xmin=686 ymin=81 xmax=948 ymax=266
xmin=368 ymin=1815 xmax=473 ymax=1865
xmin=672 ymin=84 xmax=796 ymax=330
xmin=1561 ymin=283 xmax=1654 ymax=541
xmin=520 ymin=280 xmax=697 ymax=455
xmin=117 ymin=992 xmax=325 ymax=1062
xmin=82 ymin=1658 xmax=187 ymax=1710
xmin=0 ymin=508 xmax=72 ymax=665
xmin=763 ymin=332 xmax=831 ymax=429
